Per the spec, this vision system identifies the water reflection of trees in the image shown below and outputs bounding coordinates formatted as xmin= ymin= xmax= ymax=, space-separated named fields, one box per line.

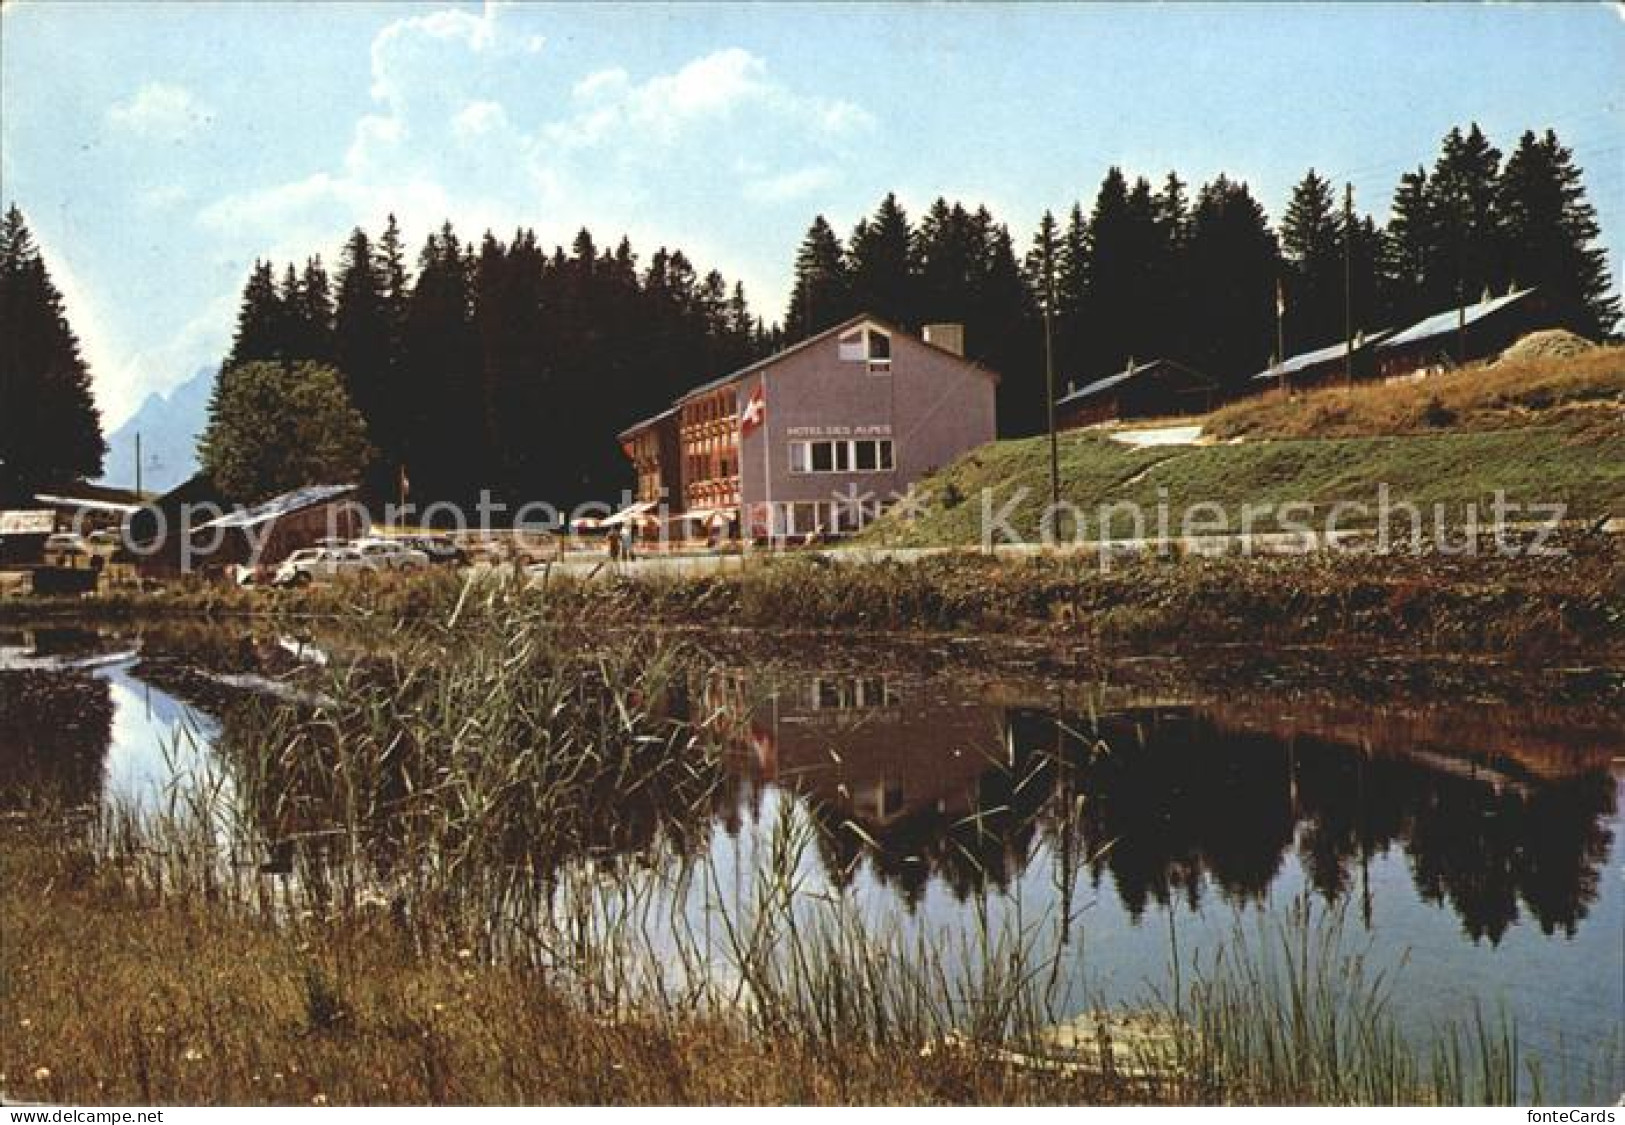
xmin=0 ymin=671 xmax=113 ymax=808
xmin=726 ymin=686 xmax=1617 ymax=943
xmin=5 ymin=646 xmax=1616 ymax=947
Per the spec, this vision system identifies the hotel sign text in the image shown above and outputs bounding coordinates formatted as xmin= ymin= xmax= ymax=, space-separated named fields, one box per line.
xmin=785 ymin=423 xmax=893 ymax=438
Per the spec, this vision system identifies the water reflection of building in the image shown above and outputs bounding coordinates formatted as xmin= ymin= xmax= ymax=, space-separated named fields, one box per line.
xmin=713 ymin=678 xmax=1619 ymax=942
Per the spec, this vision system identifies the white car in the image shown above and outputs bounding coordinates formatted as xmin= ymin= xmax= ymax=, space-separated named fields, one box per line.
xmin=43 ymin=532 xmax=89 ymax=557
xmin=273 ymin=546 xmax=373 ymax=587
xmin=350 ymin=539 xmax=431 ymax=571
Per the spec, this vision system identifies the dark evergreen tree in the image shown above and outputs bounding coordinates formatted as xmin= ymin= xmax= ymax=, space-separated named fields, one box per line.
xmin=291 ymin=256 xmax=335 ymax=365
xmin=1080 ymin=168 xmax=1163 ymax=374
xmin=1054 ymin=203 xmax=1090 ymax=379
xmin=398 ymin=223 xmax=480 ymax=505
xmin=223 ymin=259 xmax=284 ymax=370
xmin=847 ymin=193 xmax=915 ymax=327
xmin=0 ymin=204 xmax=105 ymax=499
xmin=1428 ymin=123 xmax=1506 ymax=308
xmin=1184 ymin=175 xmax=1281 ymax=386
xmin=1280 ymin=170 xmax=1342 ymax=350
xmin=785 ymin=215 xmax=851 ymax=339
xmin=334 ymin=227 xmax=395 ymax=478
xmin=1384 ymin=167 xmax=1445 ymax=323
xmin=1496 ymin=128 xmax=1620 ymax=337
xmin=1151 ymin=171 xmax=1193 ymax=363
xmin=976 ymin=219 xmax=1039 ymax=436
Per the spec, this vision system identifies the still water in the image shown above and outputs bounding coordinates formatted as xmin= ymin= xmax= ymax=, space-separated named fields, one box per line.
xmin=2 ymin=624 xmax=1621 ymax=1098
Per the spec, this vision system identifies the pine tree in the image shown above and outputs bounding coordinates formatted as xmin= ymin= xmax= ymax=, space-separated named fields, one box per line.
xmin=976 ymin=221 xmax=1039 ymax=436
xmin=0 ymin=204 xmax=105 ymax=499
xmin=223 ymin=259 xmax=284 ymax=370
xmin=914 ymin=199 xmax=981 ymax=326
xmin=1151 ymin=171 xmax=1193 ymax=363
xmin=1054 ymin=203 xmax=1089 ymax=378
xmin=1496 ymin=129 xmax=1620 ymax=337
xmin=847 ymin=193 xmax=915 ymax=327
xmin=398 ymin=223 xmax=480 ymax=505
xmin=333 ymin=228 xmax=392 ymax=465
xmin=1428 ymin=123 xmax=1505 ymax=309
xmin=1280 ymin=170 xmax=1342 ymax=350
xmin=1184 ymin=175 xmax=1281 ymax=386
xmin=1081 ymin=167 xmax=1165 ymax=373
xmin=1384 ymin=167 xmax=1443 ymax=323
xmin=292 ymin=256 xmax=335 ymax=364
xmin=785 ymin=215 xmax=851 ymax=339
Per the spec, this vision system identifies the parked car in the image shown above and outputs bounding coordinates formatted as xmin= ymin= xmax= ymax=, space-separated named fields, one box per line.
xmin=43 ymin=531 xmax=88 ymax=557
xmin=273 ymin=546 xmax=372 ymax=587
xmin=395 ymin=535 xmax=468 ymax=565
xmin=351 ymin=538 xmax=431 ymax=570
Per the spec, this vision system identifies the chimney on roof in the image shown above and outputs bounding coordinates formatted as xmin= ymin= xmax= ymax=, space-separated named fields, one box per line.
xmin=922 ymin=323 xmax=965 ymax=357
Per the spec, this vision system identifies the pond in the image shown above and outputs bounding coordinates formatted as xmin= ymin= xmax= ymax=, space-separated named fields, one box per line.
xmin=1 ymin=621 xmax=1620 ymax=1100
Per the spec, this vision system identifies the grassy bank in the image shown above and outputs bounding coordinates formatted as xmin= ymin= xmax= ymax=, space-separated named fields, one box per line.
xmin=859 ymin=349 xmax=1625 ymax=549
xmin=4 ymin=534 xmax=1622 ymax=657
xmin=1 ymin=595 xmax=1556 ymax=1104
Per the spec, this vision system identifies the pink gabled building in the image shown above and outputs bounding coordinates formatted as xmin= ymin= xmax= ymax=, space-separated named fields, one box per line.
xmin=618 ymin=315 xmax=998 ymax=541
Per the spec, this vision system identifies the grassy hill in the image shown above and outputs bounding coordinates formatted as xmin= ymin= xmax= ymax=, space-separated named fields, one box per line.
xmin=861 ymin=346 xmax=1625 ymax=548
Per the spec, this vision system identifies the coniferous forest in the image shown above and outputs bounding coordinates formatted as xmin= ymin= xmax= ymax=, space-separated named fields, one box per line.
xmin=210 ymin=122 xmax=1616 ymax=508
xmin=7 ymin=122 xmax=1609 ymax=509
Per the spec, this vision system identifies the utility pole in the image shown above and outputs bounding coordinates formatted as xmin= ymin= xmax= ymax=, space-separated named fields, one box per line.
xmin=1343 ymin=183 xmax=1354 ymax=388
xmin=1043 ymin=257 xmax=1061 ymax=543
xmin=134 ymin=432 xmax=142 ymax=497
xmin=1275 ymin=277 xmax=1286 ymax=393
xmin=1454 ymin=187 xmax=1468 ymax=367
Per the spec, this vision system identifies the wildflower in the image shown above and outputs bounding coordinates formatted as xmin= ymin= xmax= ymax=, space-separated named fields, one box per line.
xmin=183 ymin=1047 xmax=204 ymax=1063
xmin=18 ymin=1019 xmax=31 ymax=1030
xmin=432 ymin=1003 xmax=446 ymax=1015
xmin=32 ymin=1067 xmax=50 ymax=1082
xmin=312 ymin=1094 xmax=328 ymax=1106
xmin=456 ymin=948 xmax=473 ymax=961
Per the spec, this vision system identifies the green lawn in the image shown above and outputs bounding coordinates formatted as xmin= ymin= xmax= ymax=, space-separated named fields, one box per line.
xmin=862 ymin=419 xmax=1625 ymax=547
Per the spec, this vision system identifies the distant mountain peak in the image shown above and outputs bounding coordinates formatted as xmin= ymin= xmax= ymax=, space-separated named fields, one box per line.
xmin=99 ymin=365 xmax=216 ymax=494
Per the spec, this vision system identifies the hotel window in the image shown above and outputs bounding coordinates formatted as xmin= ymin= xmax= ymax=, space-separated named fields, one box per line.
xmin=838 ymin=324 xmax=892 ymax=373
xmin=790 ymin=438 xmax=895 ymax=474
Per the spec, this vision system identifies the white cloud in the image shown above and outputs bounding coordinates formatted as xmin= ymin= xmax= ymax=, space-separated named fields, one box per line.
xmin=188 ymin=5 xmax=880 ymax=366
xmin=453 ymin=100 xmax=508 ymax=139
xmin=106 ymin=82 xmax=210 ymax=142
xmin=549 ymin=47 xmax=874 ymax=150
xmin=743 ymin=165 xmax=839 ymax=204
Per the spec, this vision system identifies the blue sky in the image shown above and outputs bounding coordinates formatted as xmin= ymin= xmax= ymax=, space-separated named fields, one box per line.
xmin=3 ymin=0 xmax=1621 ymax=428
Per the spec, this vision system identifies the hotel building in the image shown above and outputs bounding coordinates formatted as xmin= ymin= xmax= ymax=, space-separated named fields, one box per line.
xmin=618 ymin=314 xmax=998 ymax=540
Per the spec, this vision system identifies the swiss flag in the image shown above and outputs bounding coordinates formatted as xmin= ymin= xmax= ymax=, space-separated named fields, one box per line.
xmin=740 ymin=383 xmax=766 ymax=435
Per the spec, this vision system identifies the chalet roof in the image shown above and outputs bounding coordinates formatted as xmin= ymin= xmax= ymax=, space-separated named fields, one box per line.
xmin=0 ymin=510 xmax=56 ymax=536
xmin=192 ymin=483 xmax=357 ymax=532
xmin=33 ymin=492 xmax=142 ymax=515
xmin=1056 ymin=358 xmax=1213 ymax=407
xmin=673 ymin=313 xmax=999 ymax=407
xmin=616 ymin=405 xmax=679 ymax=443
xmin=1379 ymin=288 xmax=1535 ymax=351
xmin=1251 ymin=329 xmax=1394 ymax=382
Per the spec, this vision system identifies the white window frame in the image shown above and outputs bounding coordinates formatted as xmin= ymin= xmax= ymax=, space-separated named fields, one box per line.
xmin=838 ymin=324 xmax=893 ymax=374
xmin=789 ymin=438 xmax=896 ymax=475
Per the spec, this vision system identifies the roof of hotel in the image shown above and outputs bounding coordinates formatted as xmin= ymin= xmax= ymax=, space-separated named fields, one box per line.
xmin=1251 ymin=329 xmax=1395 ymax=381
xmin=618 ymin=313 xmax=999 ymax=439
xmin=1379 ymin=288 xmax=1535 ymax=351
xmin=615 ymin=405 xmax=679 ymax=443
xmin=1056 ymin=358 xmax=1212 ymax=407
